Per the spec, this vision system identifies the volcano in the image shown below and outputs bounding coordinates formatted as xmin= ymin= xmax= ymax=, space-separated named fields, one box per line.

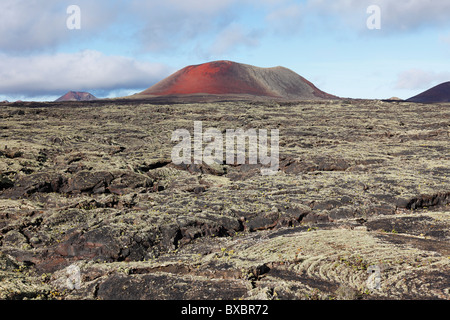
xmin=137 ymin=60 xmax=338 ymax=100
xmin=407 ymin=81 xmax=450 ymax=103
xmin=55 ymin=91 xmax=97 ymax=102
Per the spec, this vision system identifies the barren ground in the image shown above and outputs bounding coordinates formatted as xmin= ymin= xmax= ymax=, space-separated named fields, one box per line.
xmin=0 ymin=99 xmax=449 ymax=300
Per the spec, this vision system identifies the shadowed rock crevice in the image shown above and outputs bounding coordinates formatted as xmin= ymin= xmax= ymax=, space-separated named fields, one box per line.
xmin=402 ymin=192 xmax=450 ymax=210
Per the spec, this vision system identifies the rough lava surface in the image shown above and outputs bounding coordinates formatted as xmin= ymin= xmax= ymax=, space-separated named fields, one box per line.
xmin=0 ymin=97 xmax=449 ymax=300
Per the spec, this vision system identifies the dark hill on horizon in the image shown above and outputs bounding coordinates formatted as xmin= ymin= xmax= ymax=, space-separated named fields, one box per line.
xmin=55 ymin=91 xmax=97 ymax=102
xmin=136 ymin=60 xmax=338 ymax=101
xmin=407 ymin=81 xmax=450 ymax=103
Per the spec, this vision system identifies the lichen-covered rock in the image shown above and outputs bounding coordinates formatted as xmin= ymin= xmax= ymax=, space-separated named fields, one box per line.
xmin=0 ymin=99 xmax=448 ymax=300
xmin=61 ymin=171 xmax=114 ymax=194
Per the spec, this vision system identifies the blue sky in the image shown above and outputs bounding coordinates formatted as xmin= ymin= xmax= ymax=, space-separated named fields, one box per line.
xmin=1 ymin=0 xmax=450 ymax=101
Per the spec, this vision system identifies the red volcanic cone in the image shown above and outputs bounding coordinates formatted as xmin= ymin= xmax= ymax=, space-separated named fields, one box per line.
xmin=407 ymin=81 xmax=450 ymax=103
xmin=55 ymin=91 xmax=97 ymax=102
xmin=138 ymin=60 xmax=337 ymax=100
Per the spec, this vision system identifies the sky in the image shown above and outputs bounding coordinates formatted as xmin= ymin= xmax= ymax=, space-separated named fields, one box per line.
xmin=1 ymin=0 xmax=450 ymax=101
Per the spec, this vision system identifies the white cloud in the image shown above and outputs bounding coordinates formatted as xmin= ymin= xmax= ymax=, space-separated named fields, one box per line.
xmin=0 ymin=0 xmax=65 ymax=52
xmin=128 ymin=0 xmax=246 ymax=54
xmin=0 ymin=1 xmax=125 ymax=52
xmin=0 ymin=50 xmax=170 ymax=97
xmin=395 ymin=68 xmax=450 ymax=90
xmin=209 ymin=24 xmax=261 ymax=56
xmin=162 ymin=0 xmax=238 ymax=15
xmin=2 ymin=0 xmax=450 ymax=55
xmin=297 ymin=0 xmax=450 ymax=33
xmin=265 ymin=3 xmax=304 ymax=34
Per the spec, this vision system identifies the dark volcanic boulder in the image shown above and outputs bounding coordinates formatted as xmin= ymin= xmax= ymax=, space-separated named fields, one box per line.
xmin=1 ymin=172 xmax=66 ymax=198
xmin=61 ymin=171 xmax=114 ymax=194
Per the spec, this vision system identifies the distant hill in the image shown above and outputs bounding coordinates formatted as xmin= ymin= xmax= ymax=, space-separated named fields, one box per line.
xmin=137 ymin=60 xmax=338 ymax=100
xmin=55 ymin=91 xmax=97 ymax=102
xmin=407 ymin=82 xmax=450 ymax=103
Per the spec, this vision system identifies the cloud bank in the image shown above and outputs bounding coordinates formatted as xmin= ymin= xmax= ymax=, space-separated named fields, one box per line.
xmin=3 ymin=0 xmax=450 ymax=53
xmin=0 ymin=50 xmax=170 ymax=97
xmin=304 ymin=0 xmax=450 ymax=32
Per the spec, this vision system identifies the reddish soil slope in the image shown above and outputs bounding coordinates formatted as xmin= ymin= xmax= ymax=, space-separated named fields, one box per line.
xmin=407 ymin=81 xmax=450 ymax=103
xmin=138 ymin=60 xmax=337 ymax=100
xmin=55 ymin=91 xmax=97 ymax=102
